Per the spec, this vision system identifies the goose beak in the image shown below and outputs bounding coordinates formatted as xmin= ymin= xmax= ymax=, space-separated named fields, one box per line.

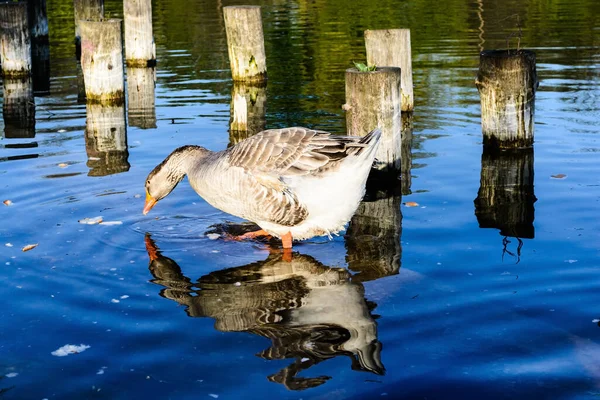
xmin=143 ymin=191 xmax=157 ymax=215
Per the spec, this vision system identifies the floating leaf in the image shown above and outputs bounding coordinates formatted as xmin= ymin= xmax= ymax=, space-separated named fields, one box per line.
xmin=404 ymin=201 xmax=419 ymax=207
xmin=78 ymin=216 xmax=103 ymax=225
xmin=22 ymin=243 xmax=38 ymax=252
xmin=58 ymin=163 xmax=68 ymax=168
xmin=551 ymin=174 xmax=567 ymax=179
xmin=3 ymin=200 xmax=13 ymax=206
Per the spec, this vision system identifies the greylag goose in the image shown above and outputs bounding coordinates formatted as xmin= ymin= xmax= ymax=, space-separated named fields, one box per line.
xmin=143 ymin=127 xmax=381 ymax=249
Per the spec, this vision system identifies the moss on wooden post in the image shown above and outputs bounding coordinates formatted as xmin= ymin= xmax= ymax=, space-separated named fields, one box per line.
xmin=124 ymin=0 xmax=156 ymax=67
xmin=2 ymin=77 xmax=35 ymax=138
xmin=345 ymin=66 xmax=402 ymax=174
xmin=223 ymin=6 xmax=267 ymax=84
xmin=364 ymin=29 xmax=414 ymax=112
xmin=79 ymin=19 xmax=125 ymax=105
xmin=474 ymin=147 xmax=536 ymax=239
xmin=229 ymin=82 xmax=266 ymax=145
xmin=476 ymin=50 xmax=537 ymax=149
xmin=0 ymin=2 xmax=32 ymax=79
xmin=126 ymin=67 xmax=157 ymax=129
xmin=85 ymin=103 xmax=129 ymax=176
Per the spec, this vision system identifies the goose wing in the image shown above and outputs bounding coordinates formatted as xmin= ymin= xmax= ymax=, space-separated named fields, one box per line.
xmin=225 ymin=126 xmax=374 ymax=176
xmin=221 ymin=127 xmax=376 ymax=227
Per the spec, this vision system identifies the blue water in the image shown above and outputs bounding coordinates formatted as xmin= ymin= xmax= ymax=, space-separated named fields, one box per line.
xmin=1 ymin=0 xmax=599 ymax=399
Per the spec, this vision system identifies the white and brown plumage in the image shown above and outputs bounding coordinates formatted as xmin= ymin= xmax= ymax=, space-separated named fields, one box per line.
xmin=143 ymin=127 xmax=381 ymax=249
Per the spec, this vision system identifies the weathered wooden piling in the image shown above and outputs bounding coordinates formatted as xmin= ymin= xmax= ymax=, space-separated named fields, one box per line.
xmin=73 ymin=0 xmax=104 ymax=58
xmin=79 ymin=19 xmax=125 ymax=105
xmin=223 ymin=6 xmax=267 ymax=84
xmin=85 ymin=103 xmax=129 ymax=176
xmin=229 ymin=82 xmax=266 ymax=145
xmin=475 ymin=50 xmax=537 ymax=149
xmin=2 ymin=78 xmax=35 ymax=138
xmin=364 ymin=29 xmax=414 ymax=112
xmin=0 ymin=2 xmax=32 ymax=79
xmin=345 ymin=66 xmax=402 ymax=173
xmin=474 ymin=147 xmax=536 ymax=239
xmin=126 ymin=67 xmax=157 ymax=128
xmin=123 ymin=0 xmax=156 ymax=67
xmin=345 ymin=188 xmax=402 ymax=283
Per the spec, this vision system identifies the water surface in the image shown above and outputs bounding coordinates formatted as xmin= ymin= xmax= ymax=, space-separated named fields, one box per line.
xmin=1 ymin=0 xmax=599 ymax=399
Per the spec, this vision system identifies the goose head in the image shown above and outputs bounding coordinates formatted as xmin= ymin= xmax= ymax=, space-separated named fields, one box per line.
xmin=143 ymin=145 xmax=209 ymax=215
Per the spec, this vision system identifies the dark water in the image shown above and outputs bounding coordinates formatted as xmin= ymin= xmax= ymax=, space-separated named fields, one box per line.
xmin=1 ymin=0 xmax=599 ymax=399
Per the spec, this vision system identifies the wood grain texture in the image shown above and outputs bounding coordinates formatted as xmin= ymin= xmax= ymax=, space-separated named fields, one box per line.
xmin=123 ymin=0 xmax=156 ymax=67
xmin=365 ymin=29 xmax=414 ymax=112
xmin=345 ymin=66 xmax=402 ymax=172
xmin=476 ymin=50 xmax=537 ymax=149
xmin=80 ymin=19 xmax=125 ymax=104
xmin=223 ymin=6 xmax=267 ymax=83
xmin=0 ymin=2 xmax=32 ymax=78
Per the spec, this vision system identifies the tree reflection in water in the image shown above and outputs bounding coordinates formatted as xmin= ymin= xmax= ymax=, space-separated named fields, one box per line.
xmin=145 ymin=234 xmax=384 ymax=390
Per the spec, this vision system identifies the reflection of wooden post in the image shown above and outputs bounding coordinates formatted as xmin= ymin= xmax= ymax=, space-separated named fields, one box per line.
xmin=2 ymin=78 xmax=35 ymax=139
xmin=223 ymin=6 xmax=267 ymax=84
xmin=28 ymin=0 xmax=48 ymax=43
xmin=474 ymin=148 xmax=536 ymax=238
xmin=364 ymin=29 xmax=414 ymax=112
xmin=345 ymin=67 xmax=402 ymax=174
xmin=26 ymin=0 xmax=50 ymax=95
xmin=76 ymin=62 xmax=87 ymax=103
xmin=229 ymin=82 xmax=266 ymax=145
xmin=475 ymin=50 xmax=536 ymax=149
xmin=346 ymin=188 xmax=402 ymax=283
xmin=0 ymin=2 xmax=32 ymax=79
xmin=126 ymin=67 xmax=156 ymax=128
xmin=31 ymin=42 xmax=50 ymax=96
xmin=401 ymin=114 xmax=413 ymax=195
xmin=123 ymin=0 xmax=156 ymax=67
xmin=74 ymin=0 xmax=104 ymax=59
xmin=85 ymin=103 xmax=129 ymax=176
xmin=80 ymin=19 xmax=125 ymax=105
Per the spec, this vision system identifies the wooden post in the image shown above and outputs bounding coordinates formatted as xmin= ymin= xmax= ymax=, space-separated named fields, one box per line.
xmin=475 ymin=50 xmax=537 ymax=149
xmin=229 ymin=82 xmax=266 ymax=145
xmin=2 ymin=78 xmax=35 ymax=138
xmin=123 ymin=0 xmax=156 ymax=67
xmin=79 ymin=19 xmax=125 ymax=105
xmin=364 ymin=29 xmax=414 ymax=112
xmin=126 ymin=67 xmax=156 ymax=128
xmin=85 ymin=103 xmax=129 ymax=176
xmin=345 ymin=188 xmax=402 ymax=283
xmin=474 ymin=148 xmax=536 ymax=239
xmin=0 ymin=2 xmax=31 ymax=79
xmin=73 ymin=0 xmax=104 ymax=59
xmin=223 ymin=6 xmax=267 ymax=84
xmin=345 ymin=66 xmax=402 ymax=174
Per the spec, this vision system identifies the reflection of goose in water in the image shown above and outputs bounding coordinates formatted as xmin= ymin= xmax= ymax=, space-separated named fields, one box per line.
xmin=145 ymin=234 xmax=384 ymax=390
